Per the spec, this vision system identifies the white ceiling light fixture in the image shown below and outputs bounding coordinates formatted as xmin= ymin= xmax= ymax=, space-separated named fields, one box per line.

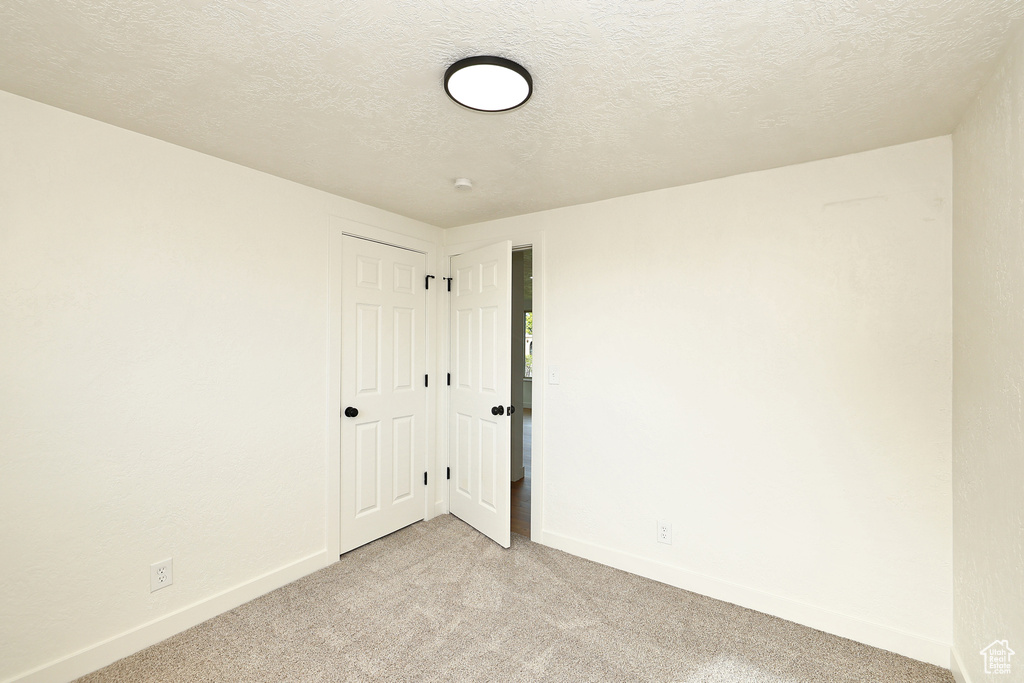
xmin=444 ymin=56 xmax=533 ymax=113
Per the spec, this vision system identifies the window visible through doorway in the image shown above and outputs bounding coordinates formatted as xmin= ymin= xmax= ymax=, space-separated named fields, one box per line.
xmin=524 ymin=311 xmax=533 ymax=378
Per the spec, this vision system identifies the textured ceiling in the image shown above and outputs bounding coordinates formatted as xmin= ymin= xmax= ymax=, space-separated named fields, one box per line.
xmin=1 ymin=1 xmax=1022 ymax=228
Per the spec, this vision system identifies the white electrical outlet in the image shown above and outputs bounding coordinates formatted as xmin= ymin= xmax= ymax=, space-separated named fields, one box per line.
xmin=150 ymin=558 xmax=173 ymax=592
xmin=657 ymin=521 xmax=672 ymax=545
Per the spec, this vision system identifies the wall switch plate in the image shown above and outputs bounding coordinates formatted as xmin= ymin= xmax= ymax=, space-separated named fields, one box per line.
xmin=657 ymin=521 xmax=672 ymax=545
xmin=548 ymin=366 xmax=560 ymax=385
xmin=150 ymin=558 xmax=173 ymax=592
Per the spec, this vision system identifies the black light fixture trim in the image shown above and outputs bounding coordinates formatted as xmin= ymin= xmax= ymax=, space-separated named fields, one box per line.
xmin=444 ymin=55 xmax=533 ymax=113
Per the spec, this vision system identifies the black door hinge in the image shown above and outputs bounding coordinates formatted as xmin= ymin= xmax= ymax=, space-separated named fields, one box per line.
xmin=425 ymin=374 xmax=428 ymax=388
xmin=446 ymin=373 xmax=451 ymax=386
xmin=446 ymin=466 xmax=451 ymax=480
xmin=424 ymin=472 xmax=428 ymax=486
xmin=425 ymin=275 xmax=435 ymax=289
xmin=443 ymin=276 xmax=453 ymax=291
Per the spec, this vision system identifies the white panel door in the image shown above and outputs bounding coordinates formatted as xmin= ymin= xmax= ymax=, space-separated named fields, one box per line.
xmin=449 ymin=241 xmax=512 ymax=548
xmin=340 ymin=235 xmax=427 ymax=554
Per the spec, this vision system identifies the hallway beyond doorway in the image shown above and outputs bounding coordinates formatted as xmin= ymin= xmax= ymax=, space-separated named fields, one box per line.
xmin=511 ymin=408 xmax=532 ymax=539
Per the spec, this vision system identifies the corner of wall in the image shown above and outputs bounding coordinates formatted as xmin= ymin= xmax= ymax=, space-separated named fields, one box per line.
xmin=951 ymin=20 xmax=1024 ymax=683
xmin=949 ymin=647 xmax=970 ymax=683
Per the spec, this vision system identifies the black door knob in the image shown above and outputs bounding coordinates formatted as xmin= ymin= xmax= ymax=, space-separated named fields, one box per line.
xmin=344 ymin=407 xmax=359 ymax=418
xmin=491 ymin=406 xmax=505 ymax=416
xmin=507 ymin=405 xmax=515 ymax=415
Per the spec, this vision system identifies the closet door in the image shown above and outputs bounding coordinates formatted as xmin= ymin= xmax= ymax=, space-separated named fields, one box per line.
xmin=340 ymin=236 xmax=427 ymax=553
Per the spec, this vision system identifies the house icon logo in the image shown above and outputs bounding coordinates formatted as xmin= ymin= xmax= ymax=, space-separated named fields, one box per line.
xmin=980 ymin=640 xmax=1015 ymax=675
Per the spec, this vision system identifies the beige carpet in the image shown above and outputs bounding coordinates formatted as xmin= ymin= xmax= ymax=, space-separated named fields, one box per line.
xmin=78 ymin=515 xmax=953 ymax=682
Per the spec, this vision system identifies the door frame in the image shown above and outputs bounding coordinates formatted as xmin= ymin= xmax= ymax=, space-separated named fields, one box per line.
xmin=328 ymin=216 xmax=441 ymax=558
xmin=442 ymin=230 xmax=546 ymax=543
xmin=328 ymin=218 xmax=547 ymax=555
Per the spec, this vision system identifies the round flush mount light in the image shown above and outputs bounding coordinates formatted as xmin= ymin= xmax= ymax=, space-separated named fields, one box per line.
xmin=444 ymin=56 xmax=532 ymax=112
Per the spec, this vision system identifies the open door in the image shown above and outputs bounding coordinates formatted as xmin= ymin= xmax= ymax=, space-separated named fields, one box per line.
xmin=448 ymin=241 xmax=513 ymax=548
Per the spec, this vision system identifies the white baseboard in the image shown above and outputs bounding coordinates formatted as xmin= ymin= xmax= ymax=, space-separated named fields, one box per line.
xmin=950 ymin=647 xmax=971 ymax=683
xmin=6 ymin=551 xmax=331 ymax=683
xmin=541 ymin=531 xmax=950 ymax=668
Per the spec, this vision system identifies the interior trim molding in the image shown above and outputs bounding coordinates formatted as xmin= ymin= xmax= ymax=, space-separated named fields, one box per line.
xmin=6 ymin=551 xmax=331 ymax=683
xmin=541 ymin=530 xmax=951 ymax=668
xmin=950 ymin=646 xmax=971 ymax=683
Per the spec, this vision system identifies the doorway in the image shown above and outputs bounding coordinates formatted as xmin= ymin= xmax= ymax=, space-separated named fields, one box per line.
xmin=511 ymin=248 xmax=532 ymax=539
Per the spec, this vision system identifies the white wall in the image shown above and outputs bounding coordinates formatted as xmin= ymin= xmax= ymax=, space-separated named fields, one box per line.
xmin=447 ymin=137 xmax=953 ymax=665
xmin=0 ymin=90 xmax=439 ymax=682
xmin=0 ymin=83 xmax=959 ymax=678
xmin=951 ymin=26 xmax=1024 ymax=683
